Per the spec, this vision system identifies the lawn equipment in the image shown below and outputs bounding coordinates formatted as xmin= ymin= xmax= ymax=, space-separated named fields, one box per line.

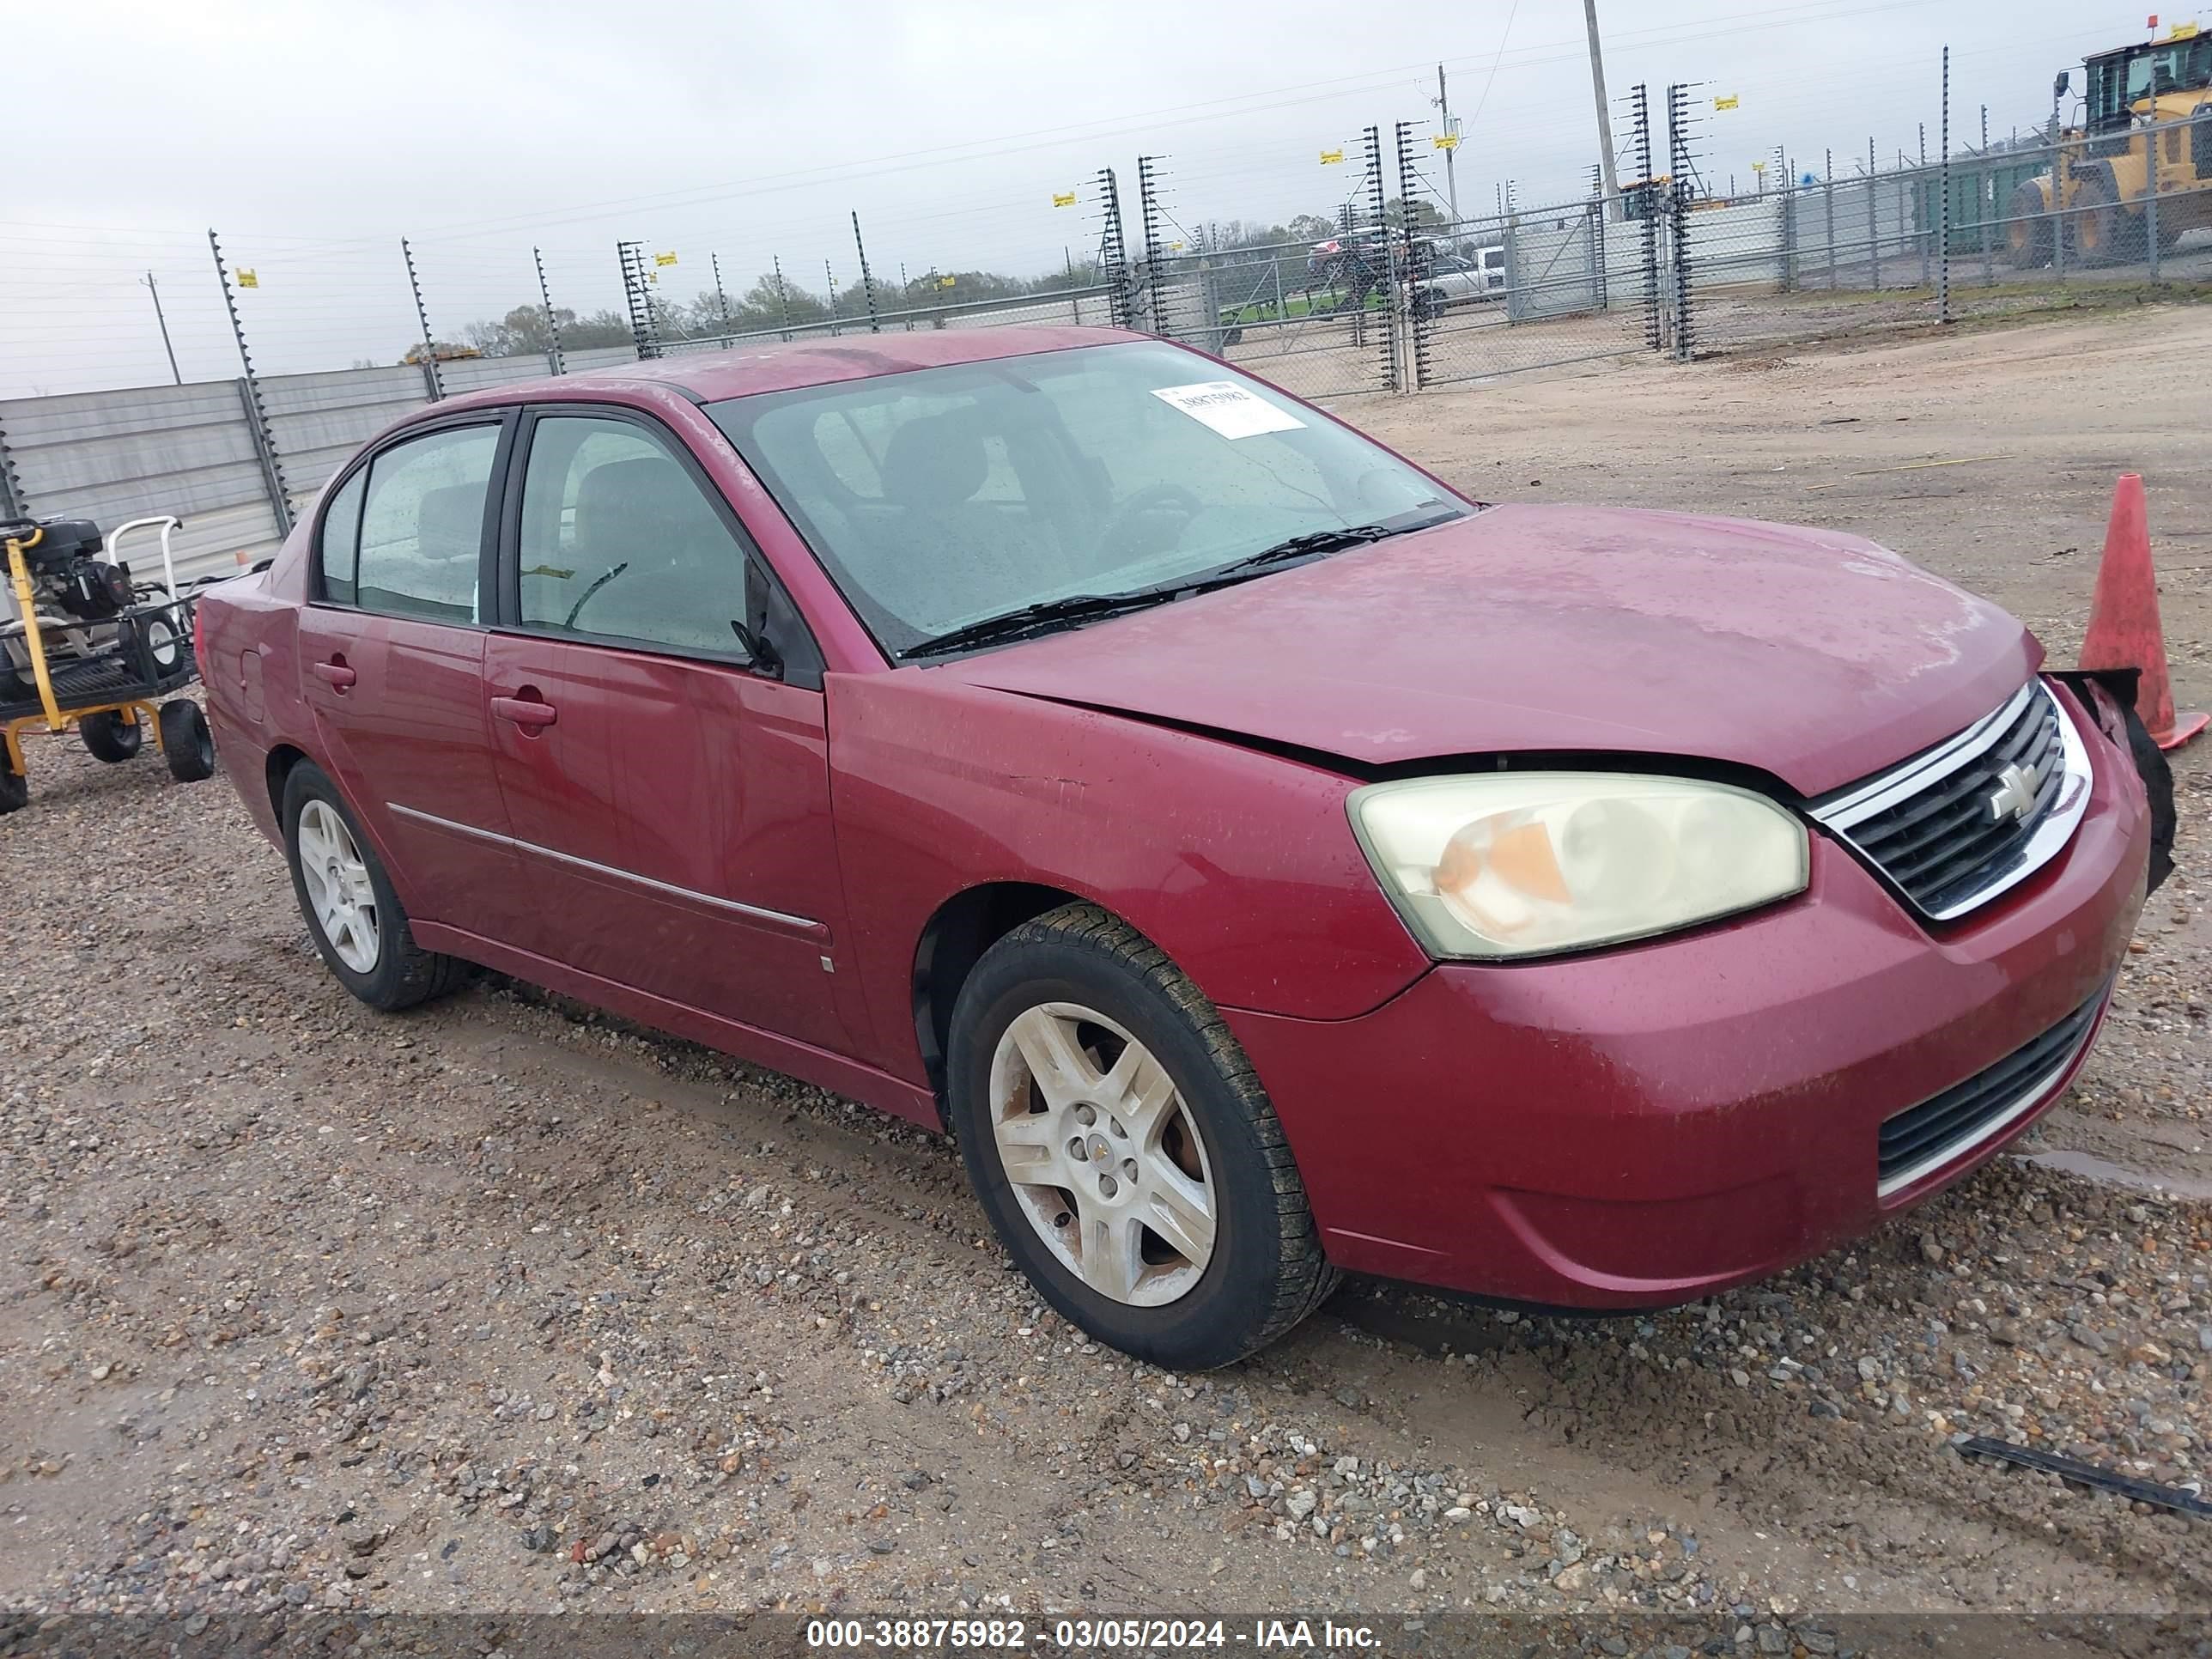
xmin=1 ymin=513 xmax=216 ymax=815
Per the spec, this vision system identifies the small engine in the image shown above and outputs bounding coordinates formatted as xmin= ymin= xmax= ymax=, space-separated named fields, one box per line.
xmin=2 ymin=515 xmax=144 ymax=696
xmin=7 ymin=519 xmax=133 ymax=620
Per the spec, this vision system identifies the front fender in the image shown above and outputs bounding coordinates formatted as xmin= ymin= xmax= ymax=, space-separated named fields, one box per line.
xmin=825 ymin=670 xmax=1431 ymax=1086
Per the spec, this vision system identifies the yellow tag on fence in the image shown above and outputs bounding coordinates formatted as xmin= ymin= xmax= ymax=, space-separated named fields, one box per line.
xmin=1713 ymin=94 xmax=1740 ymax=111
xmin=653 ymin=252 xmax=678 ymax=267
xmin=1052 ymin=191 xmax=1078 ymax=208
xmin=235 ymin=269 xmax=259 ymax=289
xmin=1320 ymin=149 xmax=1344 ymax=165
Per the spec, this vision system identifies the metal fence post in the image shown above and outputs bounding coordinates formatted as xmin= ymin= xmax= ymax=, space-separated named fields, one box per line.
xmin=1937 ymin=46 xmax=1951 ymax=322
xmin=534 ymin=247 xmax=566 ymax=375
xmin=711 ymin=252 xmax=734 ymax=343
xmin=0 ymin=410 xmax=24 ymax=521
xmin=1360 ymin=127 xmax=1389 ymax=377
xmin=616 ymin=241 xmax=661 ymax=359
xmin=1392 ymin=119 xmax=1427 ymax=389
xmin=824 ymin=263 xmax=842 ymax=337
xmin=2147 ymin=121 xmax=2163 ymax=282
xmin=1626 ymin=84 xmax=1662 ymax=352
xmin=1780 ymin=184 xmax=1798 ymax=293
xmin=402 ymin=238 xmax=443 ymax=400
xmin=210 ymin=228 xmax=293 ymax=534
xmin=1666 ymin=84 xmax=1697 ymax=361
xmin=2050 ymin=131 xmax=2067 ymax=284
xmin=772 ymin=257 xmax=793 ymax=341
xmin=234 ymin=380 xmax=291 ymax=532
xmin=1825 ymin=173 xmax=1838 ymax=290
xmin=1094 ymin=167 xmax=1135 ymax=329
xmin=1136 ymin=155 xmax=1167 ymax=336
xmin=851 ymin=212 xmax=882 ymax=334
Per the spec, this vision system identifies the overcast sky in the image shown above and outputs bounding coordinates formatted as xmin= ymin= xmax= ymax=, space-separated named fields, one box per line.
xmin=0 ymin=0 xmax=2154 ymax=397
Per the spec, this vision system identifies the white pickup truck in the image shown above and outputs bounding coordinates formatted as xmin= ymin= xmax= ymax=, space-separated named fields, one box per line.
xmin=1415 ymin=245 xmax=1507 ymax=314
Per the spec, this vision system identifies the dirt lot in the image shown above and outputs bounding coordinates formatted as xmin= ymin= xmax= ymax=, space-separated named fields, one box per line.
xmin=1 ymin=308 xmax=2207 ymax=1641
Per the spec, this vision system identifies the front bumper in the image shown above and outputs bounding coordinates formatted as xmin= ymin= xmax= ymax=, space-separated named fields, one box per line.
xmin=1228 ymin=685 xmax=2151 ymax=1308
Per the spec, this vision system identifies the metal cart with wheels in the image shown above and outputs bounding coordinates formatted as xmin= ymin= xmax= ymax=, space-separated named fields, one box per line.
xmin=1 ymin=514 xmax=216 ymax=815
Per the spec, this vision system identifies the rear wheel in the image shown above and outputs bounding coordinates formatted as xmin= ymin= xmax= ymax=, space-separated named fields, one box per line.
xmin=79 ymin=709 xmax=143 ymax=763
xmin=945 ymin=902 xmax=1338 ymax=1370
xmin=157 ymin=699 xmax=215 ymax=782
xmin=282 ymin=761 xmax=468 ymax=1012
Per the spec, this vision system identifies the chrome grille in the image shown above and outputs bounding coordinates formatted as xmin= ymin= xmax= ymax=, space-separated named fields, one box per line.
xmin=1811 ymin=681 xmax=2091 ymax=922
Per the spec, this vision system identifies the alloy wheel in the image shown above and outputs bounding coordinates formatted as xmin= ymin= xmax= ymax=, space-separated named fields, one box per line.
xmin=296 ymin=800 xmax=381 ymax=974
xmin=986 ymin=1001 xmax=1217 ymax=1307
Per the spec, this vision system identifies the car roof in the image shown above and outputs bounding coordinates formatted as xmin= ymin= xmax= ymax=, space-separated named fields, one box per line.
xmin=437 ymin=324 xmax=1152 ymax=413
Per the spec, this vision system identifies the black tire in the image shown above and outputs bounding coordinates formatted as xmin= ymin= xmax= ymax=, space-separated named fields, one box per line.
xmin=79 ymin=709 xmax=144 ymax=763
xmin=156 ymin=699 xmax=216 ymax=783
xmin=2005 ymin=182 xmax=2053 ymax=270
xmin=945 ymin=902 xmax=1338 ymax=1370
xmin=0 ymin=763 xmax=25 ymax=816
xmin=281 ymin=760 xmax=469 ymax=1012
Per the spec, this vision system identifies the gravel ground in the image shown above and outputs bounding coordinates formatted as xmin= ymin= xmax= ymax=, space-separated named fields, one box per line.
xmin=0 ymin=309 xmax=2207 ymax=1630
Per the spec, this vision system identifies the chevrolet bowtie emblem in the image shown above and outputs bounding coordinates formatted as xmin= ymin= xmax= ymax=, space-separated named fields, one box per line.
xmin=1986 ymin=760 xmax=2043 ymax=825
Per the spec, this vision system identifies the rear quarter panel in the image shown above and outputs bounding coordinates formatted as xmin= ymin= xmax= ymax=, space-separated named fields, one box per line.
xmin=198 ymin=557 xmax=313 ymax=848
xmin=827 ymin=671 xmax=1432 ymax=1088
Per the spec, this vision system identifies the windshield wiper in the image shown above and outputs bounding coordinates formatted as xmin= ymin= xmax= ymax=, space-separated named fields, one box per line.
xmin=1208 ymin=511 xmax=1461 ymax=579
xmin=904 ymin=586 xmax=1194 ymax=659
xmin=902 ymin=510 xmax=1464 ymax=660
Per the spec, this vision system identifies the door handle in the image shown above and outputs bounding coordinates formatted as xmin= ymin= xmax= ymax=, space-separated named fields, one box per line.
xmin=312 ymin=659 xmax=356 ymax=690
xmin=491 ymin=695 xmax=558 ymax=730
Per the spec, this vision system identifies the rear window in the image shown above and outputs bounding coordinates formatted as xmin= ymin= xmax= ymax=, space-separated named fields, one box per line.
xmin=349 ymin=425 xmax=499 ymax=623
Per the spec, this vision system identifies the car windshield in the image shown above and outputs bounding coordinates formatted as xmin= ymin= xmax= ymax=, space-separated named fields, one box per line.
xmin=708 ymin=341 xmax=1468 ymax=658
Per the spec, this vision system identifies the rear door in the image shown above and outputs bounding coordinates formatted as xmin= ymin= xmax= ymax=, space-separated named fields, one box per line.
xmin=481 ymin=404 xmax=861 ymax=1054
xmin=295 ymin=413 xmax=537 ymax=945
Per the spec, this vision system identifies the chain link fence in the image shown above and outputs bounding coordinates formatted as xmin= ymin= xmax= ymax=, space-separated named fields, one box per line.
xmin=8 ymin=60 xmax=2212 ymax=570
xmin=1661 ymin=108 xmax=2212 ymax=356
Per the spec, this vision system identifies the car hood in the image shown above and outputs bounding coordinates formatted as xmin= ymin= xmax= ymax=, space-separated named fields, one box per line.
xmin=939 ymin=503 xmax=2039 ymax=797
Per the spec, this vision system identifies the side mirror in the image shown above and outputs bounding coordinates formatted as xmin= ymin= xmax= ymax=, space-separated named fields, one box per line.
xmin=729 ymin=559 xmax=785 ymax=679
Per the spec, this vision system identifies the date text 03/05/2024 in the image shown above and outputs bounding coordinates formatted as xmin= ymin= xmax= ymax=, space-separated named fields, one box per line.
xmin=803 ymin=1617 xmax=1382 ymax=1650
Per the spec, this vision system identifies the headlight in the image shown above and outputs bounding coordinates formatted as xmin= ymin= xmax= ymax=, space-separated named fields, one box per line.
xmin=1346 ymin=773 xmax=1808 ymax=959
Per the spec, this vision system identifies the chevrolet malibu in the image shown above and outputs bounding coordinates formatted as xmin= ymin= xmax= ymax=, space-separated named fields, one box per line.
xmin=198 ymin=327 xmax=2163 ymax=1370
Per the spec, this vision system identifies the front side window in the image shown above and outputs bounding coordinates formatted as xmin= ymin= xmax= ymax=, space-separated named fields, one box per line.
xmin=709 ymin=341 xmax=1465 ymax=658
xmin=514 ymin=414 xmax=754 ymax=657
xmin=352 ymin=425 xmax=499 ymax=623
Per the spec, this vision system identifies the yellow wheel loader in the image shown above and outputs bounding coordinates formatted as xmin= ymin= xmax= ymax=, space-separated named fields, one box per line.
xmin=2009 ymin=24 xmax=2212 ymax=268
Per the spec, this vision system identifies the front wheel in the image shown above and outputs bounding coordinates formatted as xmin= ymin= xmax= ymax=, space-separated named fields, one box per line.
xmin=945 ymin=903 xmax=1338 ymax=1370
xmin=2005 ymin=182 xmax=2053 ymax=269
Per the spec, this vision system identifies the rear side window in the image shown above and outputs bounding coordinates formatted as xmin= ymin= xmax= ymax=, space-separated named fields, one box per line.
xmin=351 ymin=425 xmax=500 ymax=623
xmin=316 ymin=469 xmax=366 ymax=605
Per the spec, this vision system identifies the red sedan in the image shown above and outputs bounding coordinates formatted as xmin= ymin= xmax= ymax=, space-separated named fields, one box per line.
xmin=198 ymin=327 xmax=2161 ymax=1370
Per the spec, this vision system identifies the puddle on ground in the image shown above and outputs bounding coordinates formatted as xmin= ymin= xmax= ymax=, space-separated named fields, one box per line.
xmin=2012 ymin=1148 xmax=2212 ymax=1202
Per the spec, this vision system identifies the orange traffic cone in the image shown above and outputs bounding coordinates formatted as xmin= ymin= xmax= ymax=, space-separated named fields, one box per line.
xmin=2078 ymin=473 xmax=2206 ymax=751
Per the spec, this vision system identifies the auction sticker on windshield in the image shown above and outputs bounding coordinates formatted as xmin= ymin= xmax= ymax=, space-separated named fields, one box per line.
xmin=1150 ymin=381 xmax=1305 ymax=439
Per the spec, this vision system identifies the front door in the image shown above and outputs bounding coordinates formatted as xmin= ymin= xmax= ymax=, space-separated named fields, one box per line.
xmin=296 ymin=416 xmax=534 ymax=945
xmin=482 ymin=408 xmax=857 ymax=1056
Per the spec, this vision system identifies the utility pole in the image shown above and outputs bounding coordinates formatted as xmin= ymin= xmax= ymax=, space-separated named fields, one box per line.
xmin=142 ymin=271 xmax=181 ymax=385
xmin=1431 ymin=64 xmax=1462 ymax=225
xmin=1584 ymin=0 xmax=1621 ymax=218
